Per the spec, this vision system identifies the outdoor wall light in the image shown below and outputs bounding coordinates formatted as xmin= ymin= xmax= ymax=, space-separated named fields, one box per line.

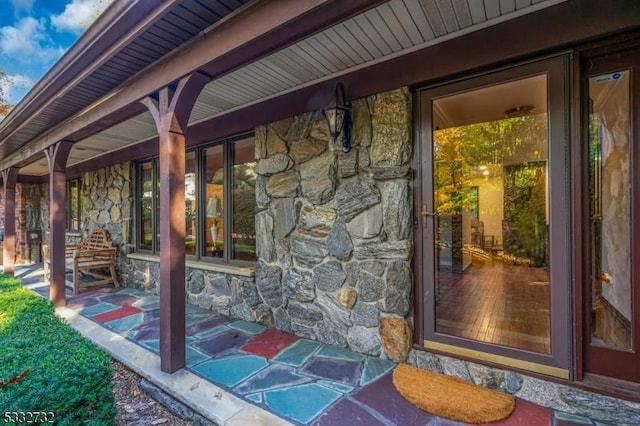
xmin=322 ymin=82 xmax=352 ymax=153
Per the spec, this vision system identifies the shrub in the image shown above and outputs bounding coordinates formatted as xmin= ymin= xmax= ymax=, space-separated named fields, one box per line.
xmin=0 ymin=274 xmax=116 ymax=425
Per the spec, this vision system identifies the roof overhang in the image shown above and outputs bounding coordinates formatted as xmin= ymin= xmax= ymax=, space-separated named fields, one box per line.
xmin=1 ymin=0 xmax=639 ymax=178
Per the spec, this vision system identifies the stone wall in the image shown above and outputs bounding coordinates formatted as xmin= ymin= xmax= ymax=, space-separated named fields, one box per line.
xmin=253 ymin=88 xmax=414 ymax=360
xmin=80 ymin=163 xmax=133 ymax=279
xmin=126 ymin=258 xmax=261 ymax=321
xmin=20 ymin=184 xmax=47 ymax=263
xmin=80 ymin=163 xmax=132 ymax=246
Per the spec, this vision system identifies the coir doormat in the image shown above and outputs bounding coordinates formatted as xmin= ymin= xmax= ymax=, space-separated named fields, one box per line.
xmin=392 ymin=363 xmax=515 ymax=424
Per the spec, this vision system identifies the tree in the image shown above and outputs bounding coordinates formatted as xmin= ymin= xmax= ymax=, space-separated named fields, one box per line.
xmin=433 ymin=115 xmax=547 ymax=215
xmin=0 ymin=68 xmax=12 ymax=119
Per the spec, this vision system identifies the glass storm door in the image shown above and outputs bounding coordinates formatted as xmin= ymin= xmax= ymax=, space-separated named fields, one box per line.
xmin=418 ymin=56 xmax=571 ymax=377
xmin=585 ymin=49 xmax=640 ymax=383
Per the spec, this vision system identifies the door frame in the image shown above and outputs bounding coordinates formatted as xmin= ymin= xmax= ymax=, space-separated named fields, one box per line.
xmin=414 ymin=55 xmax=573 ymax=378
xmin=579 ymin=46 xmax=640 ymax=383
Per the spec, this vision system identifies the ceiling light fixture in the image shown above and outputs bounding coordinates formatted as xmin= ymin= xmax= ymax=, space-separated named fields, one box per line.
xmin=504 ymin=105 xmax=534 ymax=118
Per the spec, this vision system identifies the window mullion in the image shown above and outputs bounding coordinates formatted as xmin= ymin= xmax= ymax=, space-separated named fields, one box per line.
xmin=153 ymin=159 xmax=159 ymax=254
xmin=223 ymin=140 xmax=232 ymax=264
xmin=196 ymin=147 xmax=203 ymax=260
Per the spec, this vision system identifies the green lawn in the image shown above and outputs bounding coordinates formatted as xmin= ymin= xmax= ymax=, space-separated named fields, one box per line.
xmin=0 ymin=274 xmax=115 ymax=425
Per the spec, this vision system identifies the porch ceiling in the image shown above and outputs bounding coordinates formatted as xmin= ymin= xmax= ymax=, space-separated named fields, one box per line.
xmin=16 ymin=0 xmax=565 ymax=176
xmin=0 ymin=0 xmax=251 ymax=174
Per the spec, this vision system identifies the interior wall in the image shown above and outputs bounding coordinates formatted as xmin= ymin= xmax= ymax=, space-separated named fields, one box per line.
xmin=470 ymin=175 xmax=504 ymax=247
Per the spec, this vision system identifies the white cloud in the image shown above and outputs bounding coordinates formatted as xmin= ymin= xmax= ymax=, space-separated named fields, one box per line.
xmin=9 ymin=0 xmax=35 ymax=14
xmin=51 ymin=0 xmax=110 ymax=34
xmin=1 ymin=73 xmax=34 ymax=104
xmin=0 ymin=17 xmax=64 ymax=63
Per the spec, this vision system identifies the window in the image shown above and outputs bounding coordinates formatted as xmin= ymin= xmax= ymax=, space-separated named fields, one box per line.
xmin=185 ymin=151 xmax=197 ymax=255
xmin=135 ymin=134 xmax=256 ymax=264
xmin=66 ymin=178 xmax=81 ymax=232
xmin=231 ymin=137 xmax=257 ymax=261
xmin=138 ymin=161 xmax=155 ymax=251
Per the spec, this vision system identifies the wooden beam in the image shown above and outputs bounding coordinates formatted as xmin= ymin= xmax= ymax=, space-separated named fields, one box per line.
xmin=1 ymin=168 xmax=19 ymax=275
xmin=0 ymin=0 xmax=385 ymax=171
xmin=45 ymin=141 xmax=73 ymax=307
xmin=141 ymin=72 xmax=209 ymax=373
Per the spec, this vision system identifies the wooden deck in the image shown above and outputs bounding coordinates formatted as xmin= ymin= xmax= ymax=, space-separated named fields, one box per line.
xmin=436 ymin=260 xmax=551 ymax=354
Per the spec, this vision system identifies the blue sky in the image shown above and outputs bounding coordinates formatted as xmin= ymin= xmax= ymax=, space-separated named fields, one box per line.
xmin=0 ymin=0 xmax=110 ymax=106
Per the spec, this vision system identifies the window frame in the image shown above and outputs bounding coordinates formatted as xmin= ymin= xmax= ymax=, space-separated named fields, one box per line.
xmin=66 ymin=177 xmax=82 ymax=232
xmin=135 ymin=159 xmax=158 ymax=253
xmin=134 ymin=132 xmax=256 ymax=267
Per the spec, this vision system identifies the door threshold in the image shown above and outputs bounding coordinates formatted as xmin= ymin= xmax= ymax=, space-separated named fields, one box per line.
xmin=423 ymin=340 xmax=569 ymax=379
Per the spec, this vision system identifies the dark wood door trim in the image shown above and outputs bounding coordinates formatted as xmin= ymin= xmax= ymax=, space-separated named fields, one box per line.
xmin=414 ymin=55 xmax=572 ymax=374
xmin=580 ymin=47 xmax=640 ymax=383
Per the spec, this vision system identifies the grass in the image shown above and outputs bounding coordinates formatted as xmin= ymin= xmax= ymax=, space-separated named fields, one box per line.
xmin=0 ymin=274 xmax=116 ymax=425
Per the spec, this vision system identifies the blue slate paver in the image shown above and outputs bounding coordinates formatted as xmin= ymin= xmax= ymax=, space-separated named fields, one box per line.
xmin=100 ymin=294 xmax=139 ymax=306
xmin=300 ymin=356 xmax=362 ymax=386
xmin=80 ymin=302 xmax=120 ymax=317
xmin=192 ymin=325 xmax=229 ymax=340
xmin=116 ymin=288 xmax=152 ymax=297
xmin=186 ymin=346 xmax=210 ymax=367
xmin=67 ymin=297 xmax=100 ymax=309
xmin=264 ymin=383 xmax=342 ymax=424
xmin=192 ymin=355 xmax=268 ymax=387
xmin=234 ymin=364 xmax=311 ymax=395
xmin=228 ymin=320 xmax=266 ymax=335
xmin=317 ymin=380 xmax=354 ymax=394
xmin=133 ymin=300 xmax=160 ymax=310
xmin=105 ymin=312 xmax=146 ymax=333
xmin=246 ymin=393 xmax=263 ymax=403
xmin=273 ymin=339 xmax=322 ymax=367
xmin=316 ymin=345 xmax=366 ymax=361
xmin=192 ymin=328 xmax=251 ymax=357
xmin=360 ymin=357 xmax=396 ymax=386
xmin=139 ymin=339 xmax=159 ymax=352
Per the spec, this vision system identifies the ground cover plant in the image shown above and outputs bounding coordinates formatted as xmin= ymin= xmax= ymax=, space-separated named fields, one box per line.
xmin=0 ymin=274 xmax=115 ymax=424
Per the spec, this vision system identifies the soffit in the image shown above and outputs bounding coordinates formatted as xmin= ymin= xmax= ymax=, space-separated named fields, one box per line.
xmin=189 ymin=0 xmax=564 ymax=123
xmin=19 ymin=0 xmax=565 ymax=176
xmin=2 ymin=0 xmax=251 ymax=171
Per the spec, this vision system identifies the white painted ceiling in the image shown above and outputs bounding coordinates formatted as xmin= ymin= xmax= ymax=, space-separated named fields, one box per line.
xmin=20 ymin=0 xmax=565 ymax=176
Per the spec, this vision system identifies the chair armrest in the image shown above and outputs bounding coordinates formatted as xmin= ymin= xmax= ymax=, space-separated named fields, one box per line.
xmin=75 ymin=248 xmax=116 ymax=258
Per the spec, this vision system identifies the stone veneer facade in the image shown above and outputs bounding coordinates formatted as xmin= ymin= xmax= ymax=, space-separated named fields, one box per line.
xmin=253 ymin=88 xmax=414 ymax=360
xmin=113 ymin=88 xmax=417 ymax=364
xmin=4 ymin=88 xmax=639 ymax=423
xmin=79 ymin=163 xmax=132 ymax=251
xmin=0 ymin=183 xmax=47 ymax=264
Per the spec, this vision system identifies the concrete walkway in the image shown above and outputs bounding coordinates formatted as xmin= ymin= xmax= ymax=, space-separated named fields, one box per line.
xmin=15 ymin=265 xmax=638 ymax=425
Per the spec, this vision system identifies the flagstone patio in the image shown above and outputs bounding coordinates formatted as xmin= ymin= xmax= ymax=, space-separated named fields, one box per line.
xmin=16 ymin=265 xmax=616 ymax=425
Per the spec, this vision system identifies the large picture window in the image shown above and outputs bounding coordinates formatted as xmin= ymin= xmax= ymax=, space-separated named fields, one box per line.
xmin=135 ymin=134 xmax=256 ymax=264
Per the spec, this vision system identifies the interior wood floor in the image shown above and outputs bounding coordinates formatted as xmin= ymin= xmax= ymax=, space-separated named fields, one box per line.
xmin=436 ymin=259 xmax=551 ymax=354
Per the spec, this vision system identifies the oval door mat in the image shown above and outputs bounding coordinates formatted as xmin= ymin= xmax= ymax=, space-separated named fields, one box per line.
xmin=392 ymin=363 xmax=515 ymax=424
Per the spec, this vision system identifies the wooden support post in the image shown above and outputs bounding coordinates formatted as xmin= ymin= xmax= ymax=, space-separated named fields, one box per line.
xmin=1 ymin=168 xmax=19 ymax=275
xmin=141 ymin=72 xmax=210 ymax=373
xmin=45 ymin=141 xmax=73 ymax=307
